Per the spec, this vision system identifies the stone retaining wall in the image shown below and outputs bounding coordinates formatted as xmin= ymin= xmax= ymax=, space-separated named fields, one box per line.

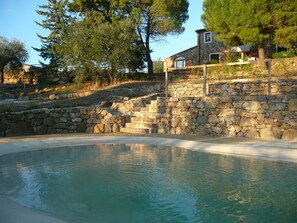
xmin=169 ymin=79 xmax=297 ymax=97
xmin=155 ymin=95 xmax=297 ymax=140
xmin=0 ymin=106 xmax=128 ymax=137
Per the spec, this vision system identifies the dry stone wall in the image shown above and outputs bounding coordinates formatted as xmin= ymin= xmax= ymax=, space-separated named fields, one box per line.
xmin=0 ymin=106 xmax=128 ymax=137
xmin=169 ymin=79 xmax=297 ymax=97
xmin=154 ymin=95 xmax=297 ymax=140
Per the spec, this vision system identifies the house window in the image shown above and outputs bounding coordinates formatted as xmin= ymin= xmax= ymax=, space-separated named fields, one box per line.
xmin=209 ymin=53 xmax=221 ymax=62
xmin=204 ymin=32 xmax=212 ymax=43
xmin=174 ymin=57 xmax=186 ymax=68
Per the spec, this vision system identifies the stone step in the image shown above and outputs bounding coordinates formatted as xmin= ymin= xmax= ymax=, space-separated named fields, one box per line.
xmin=141 ymin=107 xmax=149 ymax=112
xmin=131 ymin=117 xmax=156 ymax=123
xmin=126 ymin=122 xmax=157 ymax=129
xmin=120 ymin=127 xmax=157 ymax=134
xmin=133 ymin=111 xmax=163 ymax=118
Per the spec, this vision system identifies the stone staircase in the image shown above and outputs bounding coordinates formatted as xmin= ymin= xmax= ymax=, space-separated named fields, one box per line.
xmin=120 ymin=97 xmax=165 ymax=134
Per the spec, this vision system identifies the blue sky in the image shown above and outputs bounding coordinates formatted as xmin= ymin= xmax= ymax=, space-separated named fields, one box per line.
xmin=0 ymin=0 xmax=204 ymax=65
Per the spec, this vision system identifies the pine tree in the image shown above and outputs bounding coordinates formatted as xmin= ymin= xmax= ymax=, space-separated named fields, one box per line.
xmin=34 ymin=0 xmax=70 ymax=71
xmin=69 ymin=0 xmax=189 ymax=76
xmin=202 ymin=0 xmax=297 ymax=61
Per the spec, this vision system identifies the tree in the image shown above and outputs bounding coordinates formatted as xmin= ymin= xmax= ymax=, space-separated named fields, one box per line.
xmin=201 ymin=0 xmax=297 ymax=61
xmin=0 ymin=36 xmax=28 ymax=84
xmin=274 ymin=0 xmax=297 ymax=49
xmin=153 ymin=58 xmax=164 ymax=74
xmin=69 ymin=0 xmax=189 ymax=76
xmin=34 ymin=0 xmax=71 ymax=71
xmin=62 ymin=16 xmax=145 ymax=83
xmin=132 ymin=0 xmax=189 ymax=75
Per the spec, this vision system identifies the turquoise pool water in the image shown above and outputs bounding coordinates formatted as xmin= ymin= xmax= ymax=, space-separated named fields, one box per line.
xmin=0 ymin=144 xmax=296 ymax=223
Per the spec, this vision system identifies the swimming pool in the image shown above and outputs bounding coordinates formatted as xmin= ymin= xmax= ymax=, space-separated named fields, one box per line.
xmin=1 ymin=143 xmax=297 ymax=223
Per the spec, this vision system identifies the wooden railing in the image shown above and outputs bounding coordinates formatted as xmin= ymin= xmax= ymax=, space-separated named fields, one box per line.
xmin=164 ymin=59 xmax=272 ymax=98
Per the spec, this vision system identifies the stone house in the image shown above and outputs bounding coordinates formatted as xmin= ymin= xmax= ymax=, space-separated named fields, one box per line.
xmin=164 ymin=28 xmax=276 ymax=70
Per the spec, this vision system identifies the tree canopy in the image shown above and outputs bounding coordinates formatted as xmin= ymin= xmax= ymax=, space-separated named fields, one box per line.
xmin=201 ymin=0 xmax=297 ymax=60
xmin=0 ymin=36 xmax=28 ymax=84
xmin=36 ymin=0 xmax=189 ymax=81
xmin=34 ymin=0 xmax=70 ymax=71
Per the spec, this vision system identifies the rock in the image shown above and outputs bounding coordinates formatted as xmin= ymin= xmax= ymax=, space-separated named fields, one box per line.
xmin=282 ymin=129 xmax=297 ymax=141
xmin=6 ymin=121 xmax=32 ymax=136
xmin=49 ymin=94 xmax=56 ymax=100
xmin=240 ymin=117 xmax=257 ymax=127
xmin=77 ymin=123 xmax=86 ymax=133
xmin=259 ymin=128 xmax=275 ymax=140
xmin=94 ymin=123 xmax=105 ymax=133
xmin=245 ymin=129 xmax=260 ymax=138
xmin=208 ymin=114 xmax=219 ymax=124
xmin=269 ymin=103 xmax=286 ymax=111
xmin=54 ymin=123 xmax=67 ymax=129
xmin=0 ymin=123 xmax=6 ymax=136
xmin=112 ymin=123 xmax=120 ymax=132
xmin=100 ymin=101 xmax=113 ymax=107
xmin=197 ymin=116 xmax=208 ymax=124
xmin=288 ymin=99 xmax=297 ymax=111
xmin=272 ymin=127 xmax=282 ymax=139
xmin=35 ymin=125 xmax=48 ymax=135
xmin=243 ymin=101 xmax=261 ymax=111
xmin=43 ymin=117 xmax=54 ymax=126
xmin=105 ymin=122 xmax=111 ymax=133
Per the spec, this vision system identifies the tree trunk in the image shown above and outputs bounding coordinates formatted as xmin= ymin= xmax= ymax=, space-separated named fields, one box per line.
xmin=146 ymin=51 xmax=154 ymax=77
xmin=145 ymin=16 xmax=154 ymax=77
xmin=258 ymin=47 xmax=266 ymax=68
xmin=258 ymin=47 xmax=265 ymax=61
xmin=0 ymin=68 xmax=4 ymax=84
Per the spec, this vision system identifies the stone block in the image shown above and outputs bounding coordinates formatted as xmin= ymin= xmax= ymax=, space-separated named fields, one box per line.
xmin=243 ymin=101 xmax=261 ymax=111
xmin=94 ymin=123 xmax=105 ymax=133
xmin=245 ymin=129 xmax=260 ymax=139
xmin=43 ymin=117 xmax=54 ymax=126
xmin=282 ymin=129 xmax=297 ymax=140
xmin=259 ymin=128 xmax=275 ymax=140
xmin=197 ymin=116 xmax=208 ymax=124
xmin=35 ymin=125 xmax=48 ymax=135
xmin=54 ymin=123 xmax=67 ymax=129
xmin=6 ymin=121 xmax=32 ymax=136
xmin=0 ymin=123 xmax=6 ymax=137
xmin=77 ymin=123 xmax=86 ymax=133
xmin=269 ymin=103 xmax=286 ymax=111
xmin=240 ymin=117 xmax=257 ymax=127
xmin=112 ymin=123 xmax=120 ymax=132
xmin=105 ymin=122 xmax=112 ymax=133
xmin=288 ymin=99 xmax=297 ymax=111
xmin=208 ymin=114 xmax=219 ymax=124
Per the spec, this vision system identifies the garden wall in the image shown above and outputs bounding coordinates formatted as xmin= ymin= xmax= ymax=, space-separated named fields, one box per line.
xmin=169 ymin=79 xmax=297 ymax=97
xmin=0 ymin=106 xmax=128 ymax=137
xmin=155 ymin=95 xmax=297 ymax=140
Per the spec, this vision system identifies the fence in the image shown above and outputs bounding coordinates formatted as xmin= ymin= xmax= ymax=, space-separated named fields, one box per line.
xmin=165 ymin=59 xmax=273 ymax=98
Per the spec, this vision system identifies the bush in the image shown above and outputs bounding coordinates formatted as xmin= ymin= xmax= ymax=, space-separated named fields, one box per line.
xmin=272 ymin=49 xmax=296 ymax=59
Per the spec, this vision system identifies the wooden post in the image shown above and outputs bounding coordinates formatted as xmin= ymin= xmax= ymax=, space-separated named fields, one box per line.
xmin=165 ymin=68 xmax=168 ymax=98
xmin=267 ymin=59 xmax=272 ymax=96
xmin=203 ymin=64 xmax=207 ymax=97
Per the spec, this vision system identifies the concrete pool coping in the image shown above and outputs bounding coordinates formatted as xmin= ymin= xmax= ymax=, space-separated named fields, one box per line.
xmin=0 ymin=133 xmax=297 ymax=162
xmin=0 ymin=133 xmax=297 ymax=223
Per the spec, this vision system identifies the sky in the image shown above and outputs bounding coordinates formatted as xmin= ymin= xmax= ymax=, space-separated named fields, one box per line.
xmin=0 ymin=0 xmax=204 ymax=65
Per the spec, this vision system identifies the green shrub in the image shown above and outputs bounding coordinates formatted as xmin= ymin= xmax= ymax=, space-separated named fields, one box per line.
xmin=272 ymin=50 xmax=296 ymax=59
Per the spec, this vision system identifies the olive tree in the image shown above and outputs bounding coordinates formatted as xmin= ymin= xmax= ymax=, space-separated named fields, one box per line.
xmin=0 ymin=36 xmax=28 ymax=84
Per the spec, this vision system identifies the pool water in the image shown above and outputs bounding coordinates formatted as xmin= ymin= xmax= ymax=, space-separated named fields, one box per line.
xmin=0 ymin=144 xmax=297 ymax=223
